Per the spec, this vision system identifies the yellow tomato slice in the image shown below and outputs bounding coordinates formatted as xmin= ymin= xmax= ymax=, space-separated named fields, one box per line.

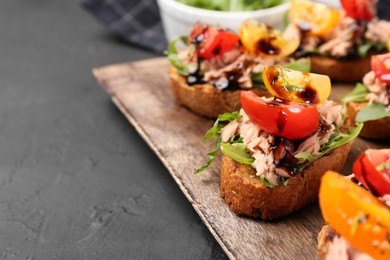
xmin=239 ymin=20 xmax=299 ymax=58
xmin=262 ymin=65 xmax=330 ymax=104
xmin=387 ymin=39 xmax=390 ymax=52
xmin=319 ymin=171 xmax=390 ymax=260
xmin=289 ymin=0 xmax=340 ymax=36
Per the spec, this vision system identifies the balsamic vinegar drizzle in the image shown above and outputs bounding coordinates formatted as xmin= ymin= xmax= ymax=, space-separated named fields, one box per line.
xmin=271 ymin=136 xmax=299 ymax=176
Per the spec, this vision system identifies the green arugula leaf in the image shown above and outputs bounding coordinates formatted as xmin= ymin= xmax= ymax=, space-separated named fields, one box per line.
xmin=295 ymin=152 xmax=316 ymax=161
xmin=195 ymin=112 xmax=242 ymax=173
xmin=376 ymin=159 xmax=390 ymax=171
xmin=220 ymin=142 xmax=254 ymax=165
xmin=296 ymin=123 xmax=363 ymax=171
xmin=164 ymin=36 xmax=189 ymax=75
xmin=356 ymin=102 xmax=390 ymax=122
xmin=358 ymin=42 xmax=387 ymax=58
xmin=259 ymin=175 xmax=289 ymax=188
xmin=251 ymin=58 xmax=310 ymax=90
xmin=195 ymin=136 xmax=221 ymax=174
xmin=358 ymin=43 xmax=373 ymax=58
xmin=280 ymin=178 xmax=289 ymax=186
xmin=251 ymin=71 xmax=267 ymax=90
xmin=350 ymin=214 xmax=368 ymax=235
xmin=283 ymin=82 xmax=304 ymax=92
xmin=283 ymin=58 xmax=311 ymax=72
xmin=204 ymin=111 xmax=241 ymax=140
xmin=259 ymin=175 xmax=277 ymax=188
xmin=341 ymin=83 xmax=369 ymax=103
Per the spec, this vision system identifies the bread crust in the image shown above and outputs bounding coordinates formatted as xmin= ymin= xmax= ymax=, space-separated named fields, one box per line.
xmin=317 ymin=224 xmax=334 ymax=260
xmin=347 ymin=102 xmax=390 ymax=139
xmin=169 ymin=66 xmax=269 ymax=118
xmin=219 ymin=141 xmax=353 ymax=219
xmin=310 ymin=55 xmax=371 ymax=83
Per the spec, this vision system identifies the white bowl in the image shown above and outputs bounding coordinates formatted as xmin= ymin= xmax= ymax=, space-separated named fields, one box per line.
xmin=157 ymin=0 xmax=290 ymax=41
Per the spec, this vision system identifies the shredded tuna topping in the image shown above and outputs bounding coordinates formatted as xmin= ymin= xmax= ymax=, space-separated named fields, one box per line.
xmin=202 ymin=53 xmax=287 ymax=89
xmin=318 ymin=16 xmax=361 ymax=57
xmin=363 ymin=71 xmax=390 ymax=105
xmin=326 ymin=235 xmax=373 ymax=260
xmin=365 ymin=18 xmax=390 ymax=45
xmin=299 ymin=13 xmax=390 ymax=58
xmin=179 ymin=45 xmax=290 ymax=89
xmin=220 ymin=101 xmax=342 ymax=185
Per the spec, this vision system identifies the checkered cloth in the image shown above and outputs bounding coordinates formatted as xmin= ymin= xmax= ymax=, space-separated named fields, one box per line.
xmin=82 ymin=0 xmax=390 ymax=54
xmin=81 ymin=0 xmax=167 ymax=53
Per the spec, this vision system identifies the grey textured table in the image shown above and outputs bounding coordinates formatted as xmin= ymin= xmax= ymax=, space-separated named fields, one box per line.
xmin=0 ymin=1 xmax=226 ymax=259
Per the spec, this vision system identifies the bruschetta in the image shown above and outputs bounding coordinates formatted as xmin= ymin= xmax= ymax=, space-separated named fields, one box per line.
xmin=166 ymin=21 xmax=307 ymax=118
xmin=196 ymin=66 xmax=361 ymax=219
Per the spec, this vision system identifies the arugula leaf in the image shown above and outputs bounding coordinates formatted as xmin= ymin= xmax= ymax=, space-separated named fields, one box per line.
xmin=195 ymin=136 xmax=221 ymax=173
xmin=251 ymin=58 xmax=310 ymax=90
xmin=341 ymin=83 xmax=369 ymax=103
xmin=358 ymin=42 xmax=387 ymax=58
xmin=259 ymin=175 xmax=276 ymax=188
xmin=164 ymin=36 xmax=189 ymax=75
xmin=376 ymin=159 xmax=390 ymax=171
xmin=220 ymin=142 xmax=254 ymax=165
xmin=280 ymin=178 xmax=289 ymax=186
xmin=259 ymin=175 xmax=289 ymax=188
xmin=356 ymin=102 xmax=390 ymax=122
xmin=195 ymin=112 xmax=242 ymax=173
xmin=283 ymin=82 xmax=304 ymax=92
xmin=358 ymin=43 xmax=373 ymax=58
xmin=351 ymin=214 xmax=368 ymax=235
xmin=204 ymin=111 xmax=241 ymax=140
xmin=295 ymin=152 xmax=316 ymax=162
xmin=283 ymin=58 xmax=311 ymax=72
xmin=251 ymin=72 xmax=267 ymax=90
xmin=296 ymin=123 xmax=363 ymax=171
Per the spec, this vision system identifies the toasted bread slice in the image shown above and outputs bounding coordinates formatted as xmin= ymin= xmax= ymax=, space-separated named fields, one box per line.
xmin=347 ymin=102 xmax=390 ymax=139
xmin=169 ymin=66 xmax=269 ymax=118
xmin=317 ymin=224 xmax=334 ymax=260
xmin=310 ymin=55 xmax=371 ymax=83
xmin=219 ymin=141 xmax=353 ymax=219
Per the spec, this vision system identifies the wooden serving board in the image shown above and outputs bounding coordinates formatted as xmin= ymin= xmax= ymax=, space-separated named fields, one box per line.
xmin=93 ymin=57 xmax=388 ymax=259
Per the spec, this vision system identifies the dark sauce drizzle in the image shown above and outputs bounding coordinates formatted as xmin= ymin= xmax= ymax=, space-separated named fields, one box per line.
xmin=255 ymin=25 xmax=281 ymax=55
xmin=186 ymin=58 xmax=205 ymax=85
xmin=271 ymin=136 xmax=299 ymax=177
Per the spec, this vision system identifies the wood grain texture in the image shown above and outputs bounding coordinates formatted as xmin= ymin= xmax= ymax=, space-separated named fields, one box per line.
xmin=92 ymin=57 xmax=389 ymax=260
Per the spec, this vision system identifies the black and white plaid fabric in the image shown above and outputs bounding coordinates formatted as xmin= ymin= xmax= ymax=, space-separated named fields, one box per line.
xmin=81 ymin=0 xmax=167 ymax=53
xmin=82 ymin=0 xmax=390 ymax=54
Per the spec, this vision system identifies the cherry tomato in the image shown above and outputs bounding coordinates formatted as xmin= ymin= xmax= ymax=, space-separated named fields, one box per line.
xmin=240 ymin=91 xmax=319 ymax=140
xmin=262 ymin=65 xmax=331 ymax=104
xmin=353 ymin=149 xmax=390 ymax=196
xmin=189 ymin=23 xmax=240 ymax=59
xmin=341 ymin=0 xmax=376 ymax=21
xmin=239 ymin=20 xmax=299 ymax=57
xmin=289 ymin=0 xmax=340 ymax=36
xmin=371 ymin=53 xmax=390 ymax=85
xmin=319 ymin=171 xmax=390 ymax=260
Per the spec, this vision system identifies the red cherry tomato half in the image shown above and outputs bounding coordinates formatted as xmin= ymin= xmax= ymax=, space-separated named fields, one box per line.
xmin=352 ymin=149 xmax=390 ymax=196
xmin=341 ymin=0 xmax=376 ymax=21
xmin=189 ymin=23 xmax=240 ymax=59
xmin=371 ymin=53 xmax=390 ymax=85
xmin=240 ymin=91 xmax=319 ymax=140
